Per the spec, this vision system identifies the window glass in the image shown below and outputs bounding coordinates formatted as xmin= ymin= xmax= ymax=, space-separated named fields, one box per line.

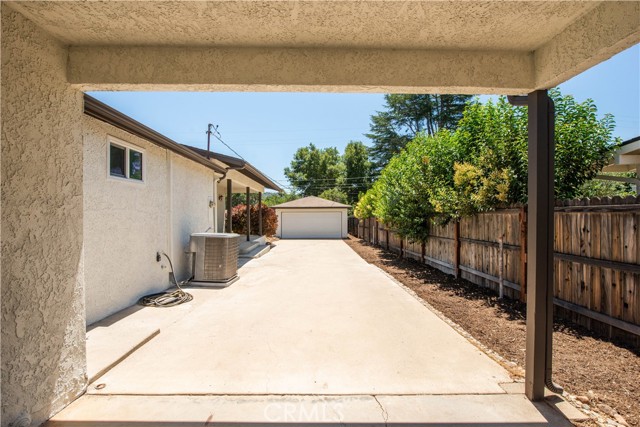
xmin=110 ymin=144 xmax=126 ymax=178
xmin=129 ymin=149 xmax=143 ymax=181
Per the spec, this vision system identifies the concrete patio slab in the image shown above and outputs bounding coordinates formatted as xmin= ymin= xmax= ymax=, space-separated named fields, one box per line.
xmin=47 ymin=395 xmax=385 ymax=426
xmin=87 ymin=240 xmax=511 ymax=395
xmin=86 ymin=324 xmax=159 ymax=383
xmin=57 ymin=240 xmax=573 ymax=425
xmin=48 ymin=394 xmax=572 ymax=426
xmin=377 ymin=394 xmax=572 ymax=426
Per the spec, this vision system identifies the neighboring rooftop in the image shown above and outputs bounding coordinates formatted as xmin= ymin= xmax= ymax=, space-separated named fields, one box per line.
xmin=272 ymin=196 xmax=351 ymax=209
xmin=603 ymin=135 xmax=640 ymax=173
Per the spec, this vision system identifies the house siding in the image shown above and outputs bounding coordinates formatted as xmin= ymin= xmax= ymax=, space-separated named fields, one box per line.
xmin=83 ymin=116 xmax=216 ymax=325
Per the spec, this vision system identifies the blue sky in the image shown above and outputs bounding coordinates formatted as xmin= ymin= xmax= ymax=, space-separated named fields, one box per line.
xmin=90 ymin=44 xmax=639 ymax=191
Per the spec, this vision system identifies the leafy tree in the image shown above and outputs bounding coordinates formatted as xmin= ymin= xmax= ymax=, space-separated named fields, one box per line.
xmin=576 ymin=172 xmax=637 ymax=198
xmin=231 ymin=192 xmax=260 ymax=207
xmin=342 ymin=141 xmax=374 ymax=204
xmin=284 ymin=143 xmax=344 ymax=196
xmin=366 ymin=94 xmax=472 ymax=169
xmin=262 ymin=192 xmax=300 ymax=207
xmin=319 ymin=188 xmax=349 ymax=205
xmin=356 ymin=89 xmax=620 ymax=241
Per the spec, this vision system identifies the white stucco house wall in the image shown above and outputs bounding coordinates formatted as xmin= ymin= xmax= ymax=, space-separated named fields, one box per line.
xmin=273 ymin=196 xmax=350 ymax=239
xmin=83 ymin=95 xmax=281 ymax=324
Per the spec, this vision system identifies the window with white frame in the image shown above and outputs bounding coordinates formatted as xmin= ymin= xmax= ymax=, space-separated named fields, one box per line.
xmin=108 ymin=137 xmax=144 ymax=182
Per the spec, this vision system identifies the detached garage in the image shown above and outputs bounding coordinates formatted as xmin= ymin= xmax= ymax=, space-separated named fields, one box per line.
xmin=273 ymin=196 xmax=350 ymax=239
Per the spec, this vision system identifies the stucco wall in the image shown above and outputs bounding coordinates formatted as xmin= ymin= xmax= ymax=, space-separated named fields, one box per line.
xmin=169 ymin=152 xmax=216 ymax=282
xmin=83 ymin=117 xmax=216 ymax=324
xmin=1 ymin=6 xmax=86 ymax=426
xmin=83 ymin=117 xmax=169 ymax=325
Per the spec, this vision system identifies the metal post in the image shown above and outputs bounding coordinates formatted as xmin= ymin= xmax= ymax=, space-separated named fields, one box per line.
xmin=498 ymin=235 xmax=504 ymax=299
xmin=258 ymin=192 xmax=263 ymax=236
xmin=454 ymin=221 xmax=461 ymax=278
xmin=246 ymin=187 xmax=251 ymax=241
xmin=525 ymin=90 xmax=556 ymax=400
xmin=226 ymin=179 xmax=232 ymax=233
xmin=519 ymin=207 xmax=528 ymax=303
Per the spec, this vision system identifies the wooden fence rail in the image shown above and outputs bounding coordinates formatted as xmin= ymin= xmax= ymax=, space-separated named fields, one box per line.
xmin=347 ymin=196 xmax=640 ymax=340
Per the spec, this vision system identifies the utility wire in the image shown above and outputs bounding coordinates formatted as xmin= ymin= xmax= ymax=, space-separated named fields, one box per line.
xmin=207 ymin=124 xmax=247 ymax=161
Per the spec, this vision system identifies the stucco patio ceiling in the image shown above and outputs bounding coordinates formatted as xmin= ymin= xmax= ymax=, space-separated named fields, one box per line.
xmin=8 ymin=1 xmax=640 ymax=94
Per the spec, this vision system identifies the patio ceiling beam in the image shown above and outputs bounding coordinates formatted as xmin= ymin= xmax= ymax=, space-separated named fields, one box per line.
xmin=534 ymin=1 xmax=640 ymax=90
xmin=67 ymin=46 xmax=534 ymax=94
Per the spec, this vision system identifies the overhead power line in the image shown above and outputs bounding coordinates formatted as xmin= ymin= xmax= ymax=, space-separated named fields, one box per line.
xmin=206 ymin=123 xmax=247 ymax=161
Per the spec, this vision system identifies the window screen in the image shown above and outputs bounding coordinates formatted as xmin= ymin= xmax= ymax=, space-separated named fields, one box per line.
xmin=129 ymin=150 xmax=143 ymax=181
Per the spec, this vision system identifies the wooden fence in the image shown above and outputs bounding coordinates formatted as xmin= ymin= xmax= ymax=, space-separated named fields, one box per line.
xmin=348 ymin=196 xmax=640 ymax=340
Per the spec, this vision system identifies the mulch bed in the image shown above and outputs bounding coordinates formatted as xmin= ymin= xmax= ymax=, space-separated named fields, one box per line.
xmin=344 ymin=236 xmax=639 ymax=427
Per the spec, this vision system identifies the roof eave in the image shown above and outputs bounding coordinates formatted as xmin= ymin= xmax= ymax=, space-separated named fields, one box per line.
xmin=84 ymin=94 xmax=227 ymax=175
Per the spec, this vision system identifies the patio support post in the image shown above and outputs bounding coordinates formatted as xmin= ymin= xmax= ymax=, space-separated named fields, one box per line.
xmin=246 ymin=187 xmax=251 ymax=241
xmin=524 ymin=90 xmax=556 ymax=401
xmin=226 ymin=179 xmax=232 ymax=233
xmin=258 ymin=192 xmax=263 ymax=236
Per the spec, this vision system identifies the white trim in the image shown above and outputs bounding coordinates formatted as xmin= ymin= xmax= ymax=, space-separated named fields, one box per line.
xmin=107 ymin=135 xmax=147 ymax=185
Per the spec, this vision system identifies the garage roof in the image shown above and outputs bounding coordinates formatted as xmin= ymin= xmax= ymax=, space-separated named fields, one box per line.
xmin=272 ymin=196 xmax=351 ymax=209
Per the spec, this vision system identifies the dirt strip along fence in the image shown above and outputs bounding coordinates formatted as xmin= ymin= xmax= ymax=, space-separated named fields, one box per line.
xmin=348 ymin=196 xmax=640 ymax=342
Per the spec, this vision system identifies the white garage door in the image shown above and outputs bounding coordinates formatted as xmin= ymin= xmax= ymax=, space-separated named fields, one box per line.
xmin=281 ymin=211 xmax=342 ymax=239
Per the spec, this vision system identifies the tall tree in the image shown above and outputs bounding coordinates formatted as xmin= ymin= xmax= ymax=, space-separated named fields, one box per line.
xmin=366 ymin=94 xmax=472 ymax=169
xmin=343 ymin=141 xmax=374 ymax=204
xmin=356 ymin=90 xmax=620 ymax=241
xmin=319 ymin=188 xmax=349 ymax=205
xmin=284 ymin=143 xmax=344 ymax=196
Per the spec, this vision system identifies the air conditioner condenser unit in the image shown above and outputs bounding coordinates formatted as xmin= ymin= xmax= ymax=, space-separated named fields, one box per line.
xmin=188 ymin=232 xmax=240 ymax=287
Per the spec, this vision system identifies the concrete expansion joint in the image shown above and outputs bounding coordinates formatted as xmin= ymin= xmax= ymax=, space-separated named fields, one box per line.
xmin=372 ymin=395 xmax=389 ymax=425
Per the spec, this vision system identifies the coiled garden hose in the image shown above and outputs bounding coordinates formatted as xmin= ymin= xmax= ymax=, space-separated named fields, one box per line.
xmin=138 ymin=252 xmax=193 ymax=307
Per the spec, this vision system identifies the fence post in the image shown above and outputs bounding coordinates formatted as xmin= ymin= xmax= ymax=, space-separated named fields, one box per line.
xmin=519 ymin=207 xmax=528 ymax=302
xmin=400 ymin=238 xmax=404 ymax=258
xmin=421 ymin=241 xmax=426 ymax=264
xmin=454 ymin=220 xmax=461 ymax=278
xmin=498 ymin=235 xmax=504 ymax=299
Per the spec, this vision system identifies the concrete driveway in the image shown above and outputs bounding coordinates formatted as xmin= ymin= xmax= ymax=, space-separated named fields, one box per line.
xmin=50 ymin=240 xmax=572 ymax=425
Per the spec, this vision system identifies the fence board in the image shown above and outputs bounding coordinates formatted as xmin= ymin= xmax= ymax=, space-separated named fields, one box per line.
xmin=349 ymin=197 xmax=640 ymax=339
